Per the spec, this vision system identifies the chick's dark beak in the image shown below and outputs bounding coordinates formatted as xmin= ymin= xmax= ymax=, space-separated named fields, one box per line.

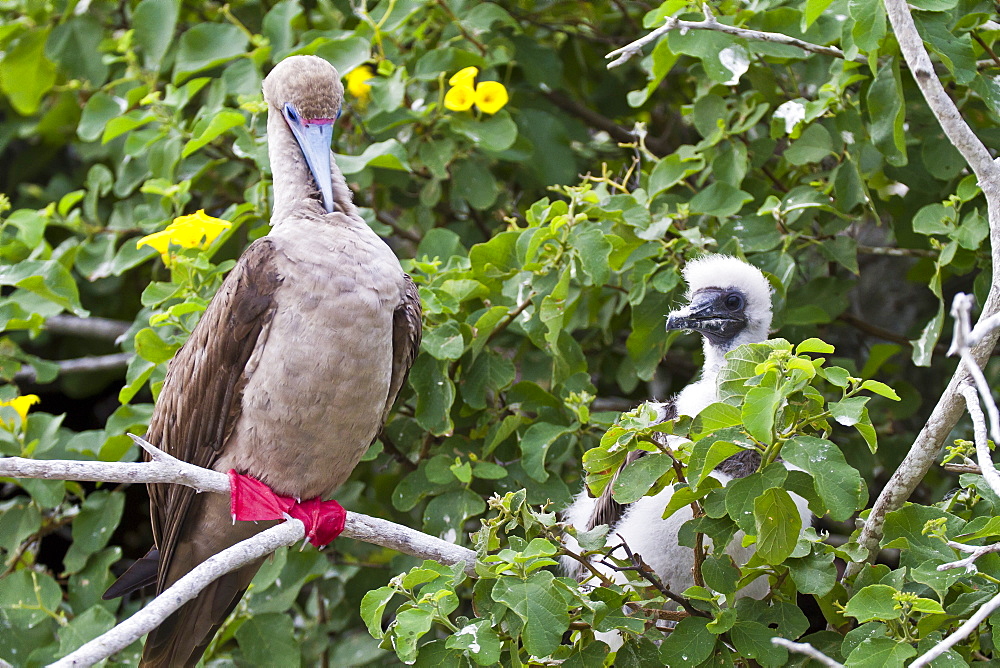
xmin=666 ymin=289 xmax=748 ymax=345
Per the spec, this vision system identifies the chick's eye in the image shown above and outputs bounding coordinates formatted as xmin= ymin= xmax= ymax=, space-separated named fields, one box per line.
xmin=724 ymin=293 xmax=744 ymax=311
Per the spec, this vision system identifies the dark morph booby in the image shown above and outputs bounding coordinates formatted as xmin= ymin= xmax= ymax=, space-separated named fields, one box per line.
xmin=562 ymin=256 xmax=807 ymax=634
xmin=105 ymin=56 xmax=422 ymax=666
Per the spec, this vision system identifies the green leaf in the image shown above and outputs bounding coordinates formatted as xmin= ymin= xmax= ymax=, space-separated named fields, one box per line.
xmin=57 ymin=606 xmax=116 ymax=656
xmin=787 ymin=550 xmax=837 ymax=595
xmin=446 ymin=619 xmax=502 ymax=665
xmin=612 ymin=452 xmax=674 ymax=503
xmin=46 ymin=16 xmax=107 ymax=85
xmin=911 ymin=304 xmax=944 ymax=367
xmin=360 ymin=586 xmax=397 ymax=638
xmin=848 ymin=0 xmax=886 ymax=53
xmin=520 ymin=422 xmax=574 ymax=482
xmin=730 ymin=619 xmax=786 ymax=664
xmin=753 ymin=487 xmax=802 ymax=564
xmin=866 ymin=61 xmax=907 ymax=167
xmin=63 ymin=490 xmax=125 ymax=573
xmin=726 ymin=464 xmax=787 ymax=533
xmin=648 ymin=151 xmax=705 ymax=197
xmin=491 ymin=570 xmax=569 ymax=657
xmin=845 ymin=637 xmax=916 ymax=668
xmin=134 ymin=327 xmax=180 ymax=364
xmin=133 ymin=0 xmax=179 ymax=70
xmin=0 ymin=260 xmax=88 ymax=316
xmin=173 ymin=23 xmax=249 ymax=83
xmin=658 ymin=616 xmax=715 ymax=667
xmin=409 ymin=354 xmax=455 ymax=436
xmin=844 ymin=584 xmax=902 ymax=622
xmin=742 ymin=386 xmax=780 ymax=443
xmin=860 ymin=379 xmax=900 ymax=400
xmin=423 ymin=321 xmax=465 ymax=360
xmin=689 ymin=182 xmax=753 ymax=218
xmin=235 ymin=612 xmax=301 ymax=667
xmin=182 ymin=110 xmax=246 ymax=157
xmin=451 ymin=111 xmax=518 ymax=152
xmin=0 ymin=570 xmax=63 ymax=629
xmin=336 ymin=139 xmax=412 ymax=174
xmin=784 ymin=123 xmax=834 ymax=165
xmin=829 ymin=396 xmax=869 ymax=426
xmin=423 ymin=488 xmax=485 ymax=539
xmin=689 ymin=439 xmax=747 ymax=487
xmin=782 ymin=436 xmax=865 ymax=521
xmin=0 ymin=30 xmax=57 ymax=115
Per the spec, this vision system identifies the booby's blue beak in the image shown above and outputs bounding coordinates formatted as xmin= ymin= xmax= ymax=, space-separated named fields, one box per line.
xmin=283 ymin=103 xmax=336 ymax=213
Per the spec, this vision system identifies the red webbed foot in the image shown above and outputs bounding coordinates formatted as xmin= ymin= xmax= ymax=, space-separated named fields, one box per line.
xmin=228 ymin=470 xmax=346 ymax=547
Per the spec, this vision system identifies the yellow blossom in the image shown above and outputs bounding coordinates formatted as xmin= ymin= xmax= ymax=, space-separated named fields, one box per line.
xmin=137 ymin=210 xmax=232 ymax=267
xmin=0 ymin=394 xmax=39 ymax=426
xmin=448 ymin=66 xmax=479 ymax=88
xmin=345 ymin=65 xmax=375 ymax=101
xmin=444 ymin=85 xmax=476 ymax=112
xmin=474 ymin=81 xmax=508 ymax=114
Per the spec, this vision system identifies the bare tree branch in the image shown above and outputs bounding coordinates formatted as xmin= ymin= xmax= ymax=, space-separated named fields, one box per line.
xmin=605 ymin=4 xmax=861 ymax=69
xmin=44 ymin=315 xmax=131 ymax=341
xmin=843 ymin=0 xmax=1000 ymax=582
xmin=15 ymin=353 xmax=132 ymax=383
xmin=939 ymin=539 xmax=1000 ymax=573
xmin=0 ymin=435 xmax=478 ymax=664
xmin=51 ymin=521 xmax=305 ymax=667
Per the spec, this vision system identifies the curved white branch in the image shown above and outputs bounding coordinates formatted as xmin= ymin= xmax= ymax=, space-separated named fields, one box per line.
xmin=606 ymin=5 xmax=859 ymax=69
xmin=909 ymin=587 xmax=1000 ymax=667
xmin=51 ymin=521 xmax=306 ymax=668
xmin=938 ymin=540 xmax=1000 ymax=573
xmin=0 ymin=437 xmax=478 ymax=665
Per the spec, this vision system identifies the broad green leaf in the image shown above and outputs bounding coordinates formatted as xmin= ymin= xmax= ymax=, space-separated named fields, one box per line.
xmin=336 ymin=139 xmax=412 ymax=174
xmin=860 ymin=379 xmax=900 ymax=400
xmin=783 ymin=436 xmax=865 ymax=521
xmin=0 ymin=29 xmax=57 ymax=115
xmin=174 ymin=23 xmax=248 ymax=82
xmin=844 ymin=584 xmax=901 ymax=622
xmin=57 ymin=606 xmax=116 ymax=656
xmin=445 ymin=619 xmax=502 ymax=665
xmin=0 ymin=260 xmax=88 ymax=316
xmin=409 ymin=354 xmax=455 ymax=436
xmin=725 ymin=464 xmax=787 ymax=533
xmin=133 ymin=0 xmax=179 ymax=70
xmin=787 ymin=550 xmax=837 ymax=595
xmin=689 ymin=182 xmax=753 ymax=218
xmin=360 ymin=587 xmax=397 ymax=638
xmin=658 ymin=616 xmax=715 ymax=667
xmin=829 ymin=396 xmax=869 ymax=427
xmin=236 ymin=612 xmax=301 ymax=667
xmin=181 ymin=110 xmax=246 ymax=157
xmin=520 ymin=422 xmax=574 ymax=482
xmin=753 ymin=487 xmax=802 ymax=564
xmin=612 ymin=452 xmax=674 ymax=503
xmin=866 ymin=61 xmax=907 ymax=166
xmin=491 ymin=570 xmax=569 ymax=657
xmin=63 ymin=490 xmax=125 ymax=573
xmin=742 ymin=386 xmax=780 ymax=443
xmin=848 ymin=0 xmax=886 ymax=53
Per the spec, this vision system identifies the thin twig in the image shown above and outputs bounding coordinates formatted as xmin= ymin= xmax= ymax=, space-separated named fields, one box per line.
xmin=939 ymin=540 xmax=1000 ymax=572
xmin=771 ymin=638 xmax=845 ymax=667
xmin=944 ymin=462 xmax=983 ymax=474
xmin=603 ymin=539 xmax=709 ymax=619
xmin=972 ymin=32 xmax=1000 ymax=70
xmin=605 ymin=4 xmax=861 ymax=69
xmin=857 ymin=245 xmax=937 ymax=258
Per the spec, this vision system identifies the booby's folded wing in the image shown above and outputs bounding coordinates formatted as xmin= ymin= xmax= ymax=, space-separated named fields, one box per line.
xmin=383 ymin=275 xmax=422 ymax=423
xmin=147 ymin=238 xmax=283 ymax=586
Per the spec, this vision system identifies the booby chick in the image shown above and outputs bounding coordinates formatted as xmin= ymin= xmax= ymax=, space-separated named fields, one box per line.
xmin=104 ymin=56 xmax=422 ymax=667
xmin=562 ymin=256 xmax=806 ymax=624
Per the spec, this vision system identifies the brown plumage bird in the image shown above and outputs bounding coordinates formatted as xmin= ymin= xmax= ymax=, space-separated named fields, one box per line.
xmin=104 ymin=55 xmax=421 ymax=666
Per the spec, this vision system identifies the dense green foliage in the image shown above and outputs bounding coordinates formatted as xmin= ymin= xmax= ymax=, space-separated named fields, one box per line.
xmin=3 ymin=0 xmax=1000 ymax=664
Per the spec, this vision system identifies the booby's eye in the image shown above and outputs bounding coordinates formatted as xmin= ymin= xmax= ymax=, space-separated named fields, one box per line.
xmin=724 ymin=293 xmax=744 ymax=311
xmin=283 ymin=103 xmax=299 ymax=122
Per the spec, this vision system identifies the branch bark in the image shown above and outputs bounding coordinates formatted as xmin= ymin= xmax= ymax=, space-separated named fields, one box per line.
xmin=0 ymin=439 xmax=477 ymax=665
xmin=15 ymin=353 xmax=132 ymax=383
xmin=605 ymin=4 xmax=862 ymax=69
xmin=843 ymin=0 xmax=1000 ymax=582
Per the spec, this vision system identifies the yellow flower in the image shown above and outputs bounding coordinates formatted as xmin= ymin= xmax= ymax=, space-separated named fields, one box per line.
xmin=137 ymin=210 xmax=232 ymax=267
xmin=444 ymin=85 xmax=476 ymax=112
xmin=0 ymin=394 xmax=39 ymax=426
xmin=474 ymin=81 xmax=508 ymax=114
xmin=345 ymin=65 xmax=375 ymax=101
xmin=449 ymin=66 xmax=479 ymax=88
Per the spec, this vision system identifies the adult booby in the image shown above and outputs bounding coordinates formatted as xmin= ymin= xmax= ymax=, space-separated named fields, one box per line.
xmin=105 ymin=56 xmax=422 ymax=666
xmin=562 ymin=255 xmax=790 ymax=597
